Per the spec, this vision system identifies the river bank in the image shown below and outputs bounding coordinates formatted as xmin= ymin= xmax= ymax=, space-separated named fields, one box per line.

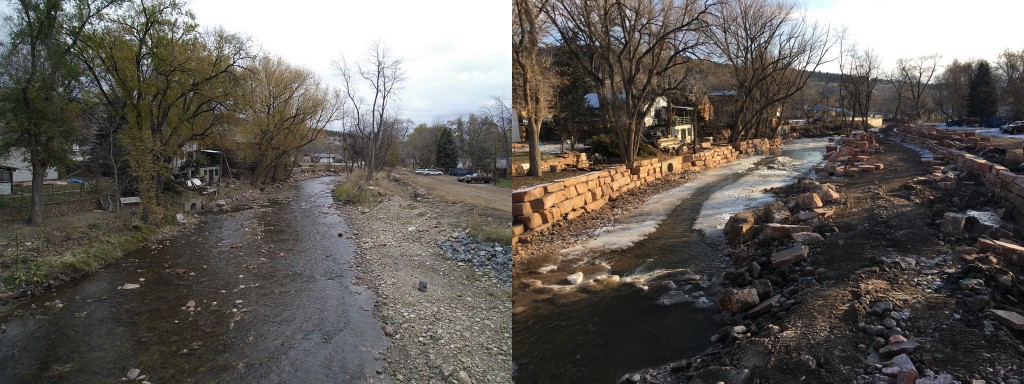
xmin=336 ymin=173 xmax=512 ymax=384
xmin=629 ymin=128 xmax=1024 ymax=383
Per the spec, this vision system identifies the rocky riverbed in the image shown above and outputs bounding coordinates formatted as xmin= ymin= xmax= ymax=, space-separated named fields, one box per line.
xmin=623 ymin=128 xmax=1024 ymax=383
xmin=337 ymin=176 xmax=512 ymax=384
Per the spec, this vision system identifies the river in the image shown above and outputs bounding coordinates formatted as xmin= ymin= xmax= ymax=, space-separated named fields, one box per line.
xmin=513 ymin=139 xmax=828 ymax=383
xmin=0 ymin=177 xmax=387 ymax=383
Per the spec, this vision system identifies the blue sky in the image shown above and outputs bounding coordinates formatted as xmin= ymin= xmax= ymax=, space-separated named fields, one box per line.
xmin=802 ymin=0 xmax=1024 ymax=73
xmin=189 ymin=0 xmax=511 ymax=126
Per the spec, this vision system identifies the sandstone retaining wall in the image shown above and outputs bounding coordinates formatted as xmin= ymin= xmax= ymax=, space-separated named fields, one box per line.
xmin=892 ymin=125 xmax=1024 ymax=224
xmin=512 ymin=138 xmax=783 ymax=239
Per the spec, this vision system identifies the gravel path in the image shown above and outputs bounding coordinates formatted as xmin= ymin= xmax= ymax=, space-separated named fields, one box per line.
xmin=338 ymin=183 xmax=511 ymax=384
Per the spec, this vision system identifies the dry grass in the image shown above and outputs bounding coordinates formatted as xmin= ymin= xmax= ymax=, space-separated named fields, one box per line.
xmin=466 ymin=208 xmax=513 ymax=245
xmin=332 ymin=169 xmax=409 ymax=207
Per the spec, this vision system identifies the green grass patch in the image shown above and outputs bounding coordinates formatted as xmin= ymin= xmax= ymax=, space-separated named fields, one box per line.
xmin=2 ymin=218 xmax=156 ymax=289
xmin=496 ymin=178 xmax=512 ymax=188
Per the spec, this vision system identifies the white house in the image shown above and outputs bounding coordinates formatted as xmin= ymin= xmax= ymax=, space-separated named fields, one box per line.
xmin=1 ymin=148 xmax=59 ymax=183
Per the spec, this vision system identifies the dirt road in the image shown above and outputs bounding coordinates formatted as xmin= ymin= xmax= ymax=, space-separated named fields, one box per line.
xmin=398 ymin=170 xmax=509 ymax=219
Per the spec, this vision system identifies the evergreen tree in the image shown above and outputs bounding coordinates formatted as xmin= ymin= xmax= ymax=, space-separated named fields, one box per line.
xmin=967 ymin=60 xmax=999 ymax=120
xmin=435 ymin=125 xmax=459 ymax=171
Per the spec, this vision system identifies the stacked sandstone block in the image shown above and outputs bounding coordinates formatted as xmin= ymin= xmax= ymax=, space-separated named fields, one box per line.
xmin=891 ymin=124 xmax=1024 ymax=223
xmin=512 ymin=138 xmax=785 ymax=240
xmin=812 ymin=132 xmax=884 ymax=177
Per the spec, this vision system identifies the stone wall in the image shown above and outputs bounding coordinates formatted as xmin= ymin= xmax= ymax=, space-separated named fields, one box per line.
xmin=512 ymin=138 xmax=783 ymax=240
xmin=892 ymin=125 xmax=1024 ymax=224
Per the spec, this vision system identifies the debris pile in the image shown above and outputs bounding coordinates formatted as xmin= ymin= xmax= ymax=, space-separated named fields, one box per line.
xmin=812 ymin=132 xmax=886 ymax=177
xmin=437 ymin=231 xmax=511 ymax=284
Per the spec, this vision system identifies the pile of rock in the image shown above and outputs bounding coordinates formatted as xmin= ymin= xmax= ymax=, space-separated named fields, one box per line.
xmin=853 ymin=300 xmax=924 ymax=384
xmin=437 ymin=232 xmax=511 ymax=284
xmin=811 ymin=132 xmax=886 ymax=177
xmin=723 ymin=178 xmax=841 ymax=246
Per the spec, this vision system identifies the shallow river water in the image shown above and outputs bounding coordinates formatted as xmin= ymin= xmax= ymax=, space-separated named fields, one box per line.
xmin=0 ymin=177 xmax=386 ymax=383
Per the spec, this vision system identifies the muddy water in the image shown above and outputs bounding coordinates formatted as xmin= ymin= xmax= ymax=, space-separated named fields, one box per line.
xmin=0 ymin=177 xmax=386 ymax=383
xmin=513 ymin=172 xmax=748 ymax=384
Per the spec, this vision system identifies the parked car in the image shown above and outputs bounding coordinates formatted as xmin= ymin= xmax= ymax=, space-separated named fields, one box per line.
xmin=946 ymin=119 xmax=965 ymax=127
xmin=458 ymin=173 xmax=493 ymax=183
xmin=414 ymin=168 xmax=426 ymax=175
xmin=1001 ymin=121 xmax=1024 ymax=134
xmin=422 ymin=169 xmax=444 ymax=175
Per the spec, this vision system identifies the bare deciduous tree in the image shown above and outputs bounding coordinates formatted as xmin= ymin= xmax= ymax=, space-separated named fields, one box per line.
xmin=544 ymin=0 xmax=712 ymax=163
xmin=707 ymin=0 xmax=835 ymax=142
xmin=334 ymin=41 xmax=405 ymax=182
xmin=934 ymin=59 xmax=973 ymax=120
xmin=896 ymin=54 xmax=940 ymax=122
xmin=513 ymin=0 xmax=555 ymax=175
xmin=841 ymin=45 xmax=880 ymax=131
xmin=999 ymin=49 xmax=1024 ymax=120
xmin=486 ymin=96 xmax=514 ymax=178
xmin=884 ymin=68 xmax=909 ymax=121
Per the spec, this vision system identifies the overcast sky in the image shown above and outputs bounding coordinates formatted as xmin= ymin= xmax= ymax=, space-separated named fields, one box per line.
xmin=188 ymin=0 xmax=511 ymax=127
xmin=804 ymin=0 xmax=1024 ymax=74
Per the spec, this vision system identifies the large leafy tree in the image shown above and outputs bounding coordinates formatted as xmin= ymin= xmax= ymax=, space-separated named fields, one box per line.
xmin=0 ymin=0 xmax=116 ymax=225
xmin=234 ymin=54 xmax=340 ymax=185
xmin=77 ymin=0 xmax=250 ymax=221
xmin=967 ymin=60 xmax=998 ymax=121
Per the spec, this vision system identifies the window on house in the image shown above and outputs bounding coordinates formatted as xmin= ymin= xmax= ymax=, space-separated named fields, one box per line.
xmin=0 ymin=171 xmax=9 ymax=183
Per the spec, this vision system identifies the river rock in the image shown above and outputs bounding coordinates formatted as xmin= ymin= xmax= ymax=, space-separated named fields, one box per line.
xmin=771 ymin=245 xmax=809 ymax=268
xmin=689 ymin=366 xmax=750 ymax=384
xmin=797 ymin=192 xmax=824 ymax=209
xmin=940 ymin=212 xmax=967 ymax=234
xmin=762 ymin=224 xmax=812 ymax=239
xmin=717 ymin=287 xmax=760 ymax=313
xmin=127 ymin=368 xmax=141 ymax=380
xmin=566 ymin=272 xmax=585 ymax=285
xmin=120 ymin=283 xmax=141 ymax=290
xmin=879 ymin=339 xmax=920 ymax=358
xmin=656 ymin=291 xmax=695 ymax=307
xmin=456 ymin=371 xmax=472 ymax=384
xmin=791 ymin=232 xmax=823 ymax=244
xmin=991 ymin=309 xmax=1024 ymax=330
xmin=725 ymin=211 xmax=757 ymax=246
xmin=745 ymin=294 xmax=780 ymax=318
xmin=817 ymin=184 xmax=842 ymax=203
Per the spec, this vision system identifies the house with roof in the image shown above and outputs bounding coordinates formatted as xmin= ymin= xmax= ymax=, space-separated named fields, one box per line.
xmin=0 ymin=148 xmax=59 ymax=184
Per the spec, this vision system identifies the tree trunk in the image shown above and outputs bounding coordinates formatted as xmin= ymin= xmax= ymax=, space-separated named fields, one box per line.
xmin=29 ymin=161 xmax=45 ymax=225
xmin=527 ymin=120 xmax=542 ymax=176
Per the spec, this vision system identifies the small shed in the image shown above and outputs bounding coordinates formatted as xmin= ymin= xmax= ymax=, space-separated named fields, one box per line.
xmin=0 ymin=165 xmax=14 ymax=195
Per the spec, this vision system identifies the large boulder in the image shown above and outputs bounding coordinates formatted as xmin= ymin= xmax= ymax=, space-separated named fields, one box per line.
xmin=797 ymin=192 xmax=824 ymax=209
xmin=940 ymin=212 xmax=967 ymax=234
xmin=816 ymin=184 xmax=842 ymax=203
xmin=716 ymin=287 xmax=760 ymax=313
xmin=725 ymin=211 xmax=757 ymax=246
